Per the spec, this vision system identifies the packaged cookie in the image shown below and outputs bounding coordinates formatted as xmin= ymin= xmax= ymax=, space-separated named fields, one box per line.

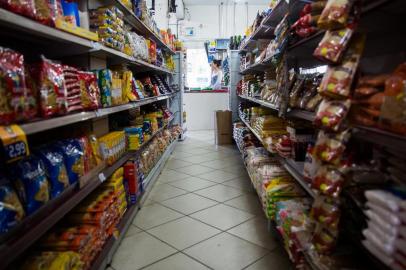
xmin=13 ymin=156 xmax=50 ymax=215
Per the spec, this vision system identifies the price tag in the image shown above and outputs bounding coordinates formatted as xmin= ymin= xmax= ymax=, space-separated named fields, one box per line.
xmin=0 ymin=125 xmax=29 ymax=163
xmin=98 ymin=172 xmax=106 ymax=183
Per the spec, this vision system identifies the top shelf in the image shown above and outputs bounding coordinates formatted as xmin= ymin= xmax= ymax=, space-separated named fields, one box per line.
xmin=0 ymin=9 xmax=175 ymax=69
xmin=110 ymin=0 xmax=175 ymax=54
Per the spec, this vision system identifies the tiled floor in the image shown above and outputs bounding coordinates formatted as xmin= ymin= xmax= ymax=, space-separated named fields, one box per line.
xmin=110 ymin=130 xmax=292 ymax=270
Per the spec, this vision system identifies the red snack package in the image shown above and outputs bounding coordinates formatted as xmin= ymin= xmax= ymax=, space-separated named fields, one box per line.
xmin=33 ymin=0 xmax=62 ymax=26
xmin=318 ymin=0 xmax=352 ymax=29
xmin=314 ymin=28 xmax=353 ymax=64
xmin=312 ymin=165 xmax=346 ymax=198
xmin=314 ymin=99 xmax=351 ymax=132
xmin=318 ymin=34 xmax=365 ymax=98
xmin=0 ymin=0 xmax=36 ymax=19
xmin=311 ymin=196 xmax=340 ymax=230
xmin=0 ymin=47 xmax=37 ymax=124
xmin=32 ymin=57 xmax=68 ymax=117
xmin=62 ymin=65 xmax=83 ymax=113
xmin=314 ymin=130 xmax=350 ymax=164
xmin=78 ymin=71 xmax=101 ymax=110
xmin=123 ymin=160 xmax=138 ymax=205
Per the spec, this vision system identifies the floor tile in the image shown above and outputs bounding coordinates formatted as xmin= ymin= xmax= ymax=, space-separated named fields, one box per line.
xmin=124 ymin=224 xmax=142 ymax=238
xmin=227 ymin=217 xmax=278 ymax=250
xmin=184 ymin=233 xmax=268 ymax=270
xmin=160 ymin=193 xmax=218 ymax=215
xmin=142 ymin=253 xmax=210 ymax=270
xmin=222 ymin=164 xmax=248 ymax=174
xmin=165 ymin=159 xmax=194 ymax=169
xmin=190 ymin=204 xmax=254 ymax=230
xmin=148 ymin=184 xmax=187 ymax=202
xmin=180 ymin=148 xmax=213 ymax=155
xmin=168 ymin=177 xmax=217 ymax=192
xmin=111 ymin=232 xmax=176 ymax=270
xmin=175 ymin=164 xmax=214 ymax=176
xmin=134 ymin=204 xmax=183 ymax=230
xmin=200 ymin=159 xmax=232 ymax=169
xmin=222 ymin=177 xmax=255 ymax=193
xmin=171 ymin=151 xmax=194 ymax=159
xmin=224 ymin=194 xmax=263 ymax=215
xmin=158 ymin=169 xmax=191 ymax=183
xmin=194 ymin=185 xmax=244 ymax=202
xmin=197 ymin=170 xmax=239 ymax=183
xmin=148 ymin=217 xmax=221 ymax=250
xmin=243 ymin=248 xmax=292 ymax=270
xmin=180 ymin=154 xmax=215 ymax=164
xmin=142 ymin=198 xmax=156 ymax=206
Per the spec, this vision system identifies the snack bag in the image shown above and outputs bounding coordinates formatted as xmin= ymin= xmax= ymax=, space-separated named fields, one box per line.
xmin=311 ymin=196 xmax=340 ymax=230
xmin=88 ymin=134 xmax=102 ymax=166
xmin=318 ymin=34 xmax=365 ymax=99
xmin=63 ymin=65 xmax=83 ymax=113
xmin=33 ymin=56 xmax=68 ymax=117
xmin=13 ymin=156 xmax=50 ymax=215
xmin=0 ymin=180 xmax=25 ymax=234
xmin=97 ymin=69 xmax=112 ymax=107
xmin=0 ymin=47 xmax=36 ymax=124
xmin=33 ymin=0 xmax=62 ymax=26
xmin=318 ymin=0 xmax=352 ymax=29
xmin=54 ymin=139 xmax=84 ymax=185
xmin=37 ymin=147 xmax=69 ymax=199
xmin=314 ymin=130 xmax=350 ymax=164
xmin=314 ymin=99 xmax=351 ymax=132
xmin=111 ymin=71 xmax=123 ymax=105
xmin=0 ymin=0 xmax=36 ymax=18
xmin=312 ymin=223 xmax=339 ymax=254
xmin=312 ymin=165 xmax=346 ymax=198
xmin=313 ymin=28 xmax=353 ymax=64
xmin=303 ymin=143 xmax=321 ymax=184
xmin=78 ymin=71 xmax=101 ymax=110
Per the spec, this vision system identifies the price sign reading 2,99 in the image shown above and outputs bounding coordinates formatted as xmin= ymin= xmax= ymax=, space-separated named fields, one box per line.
xmin=0 ymin=125 xmax=30 ymax=163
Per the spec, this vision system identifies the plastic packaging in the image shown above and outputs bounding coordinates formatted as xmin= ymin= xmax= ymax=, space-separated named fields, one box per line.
xmin=37 ymin=147 xmax=69 ymax=199
xmin=314 ymin=99 xmax=351 ymax=132
xmin=314 ymin=130 xmax=350 ymax=164
xmin=54 ymin=139 xmax=84 ymax=185
xmin=0 ymin=181 xmax=25 ymax=234
xmin=311 ymin=196 xmax=340 ymax=230
xmin=312 ymin=165 xmax=345 ymax=198
xmin=314 ymin=28 xmax=353 ymax=63
xmin=13 ymin=156 xmax=50 ymax=215
xmin=318 ymin=0 xmax=352 ymax=29
xmin=78 ymin=71 xmax=101 ymax=110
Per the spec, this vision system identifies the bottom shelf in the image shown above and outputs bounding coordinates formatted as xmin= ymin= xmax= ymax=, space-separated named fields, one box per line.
xmin=90 ymin=140 xmax=177 ymax=270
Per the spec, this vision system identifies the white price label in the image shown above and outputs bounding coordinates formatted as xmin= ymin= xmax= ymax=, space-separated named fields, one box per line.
xmin=99 ymin=173 xmax=106 ymax=183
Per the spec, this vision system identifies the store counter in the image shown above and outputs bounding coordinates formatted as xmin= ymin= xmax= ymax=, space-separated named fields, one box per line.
xmin=184 ymin=90 xmax=229 ymax=130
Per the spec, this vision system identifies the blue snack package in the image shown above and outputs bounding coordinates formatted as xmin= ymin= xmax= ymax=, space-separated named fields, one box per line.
xmin=36 ymin=147 xmax=70 ymax=199
xmin=0 ymin=179 xmax=25 ymax=234
xmin=13 ymin=156 xmax=50 ymax=215
xmin=54 ymin=139 xmax=84 ymax=185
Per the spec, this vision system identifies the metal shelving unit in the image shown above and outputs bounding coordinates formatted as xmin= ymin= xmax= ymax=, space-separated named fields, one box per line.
xmin=19 ymin=93 xmax=177 ymax=135
xmin=0 ymin=120 xmax=174 ymax=270
xmin=90 ymin=139 xmax=177 ymax=270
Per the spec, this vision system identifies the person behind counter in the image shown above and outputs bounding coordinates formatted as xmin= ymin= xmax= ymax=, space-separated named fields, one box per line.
xmin=210 ymin=59 xmax=223 ymax=90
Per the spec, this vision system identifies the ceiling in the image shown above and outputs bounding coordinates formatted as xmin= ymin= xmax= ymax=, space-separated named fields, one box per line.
xmin=183 ymin=0 xmax=269 ymax=6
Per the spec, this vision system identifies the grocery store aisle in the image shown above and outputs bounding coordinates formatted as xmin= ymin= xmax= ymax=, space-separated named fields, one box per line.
xmin=109 ymin=131 xmax=291 ymax=270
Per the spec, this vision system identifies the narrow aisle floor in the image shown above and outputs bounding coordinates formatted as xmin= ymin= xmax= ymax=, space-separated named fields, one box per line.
xmin=110 ymin=130 xmax=292 ymax=270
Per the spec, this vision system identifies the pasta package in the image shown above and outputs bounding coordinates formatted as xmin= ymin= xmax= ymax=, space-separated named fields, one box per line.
xmin=0 ymin=180 xmax=25 ymax=234
xmin=13 ymin=156 xmax=50 ymax=215
xmin=37 ymin=147 xmax=69 ymax=199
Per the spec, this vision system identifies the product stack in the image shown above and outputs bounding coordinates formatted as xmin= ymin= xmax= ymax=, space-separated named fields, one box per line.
xmin=233 ymin=0 xmax=406 ymax=269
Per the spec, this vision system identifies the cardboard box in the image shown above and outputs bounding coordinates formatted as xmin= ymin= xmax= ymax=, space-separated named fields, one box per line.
xmin=215 ymin=110 xmax=233 ymax=145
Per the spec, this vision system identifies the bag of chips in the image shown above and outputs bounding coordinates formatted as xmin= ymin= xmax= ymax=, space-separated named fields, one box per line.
xmin=96 ymin=69 xmax=112 ymax=107
xmin=0 ymin=179 xmax=25 ymax=234
xmin=0 ymin=0 xmax=36 ymax=19
xmin=78 ymin=71 xmax=101 ymax=110
xmin=13 ymin=156 xmax=50 ymax=215
xmin=37 ymin=147 xmax=69 ymax=199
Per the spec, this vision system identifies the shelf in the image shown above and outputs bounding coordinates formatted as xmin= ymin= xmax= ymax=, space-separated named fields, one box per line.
xmin=0 ymin=8 xmax=175 ymax=73
xmin=109 ymin=0 xmax=175 ymax=54
xmin=239 ymin=115 xmax=316 ymax=199
xmin=262 ymin=0 xmax=289 ymax=27
xmin=352 ymin=126 xmax=406 ymax=151
xmin=0 ymin=123 xmax=174 ymax=269
xmin=19 ymin=93 xmax=175 ymax=135
xmin=90 ymin=139 xmax=177 ymax=270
